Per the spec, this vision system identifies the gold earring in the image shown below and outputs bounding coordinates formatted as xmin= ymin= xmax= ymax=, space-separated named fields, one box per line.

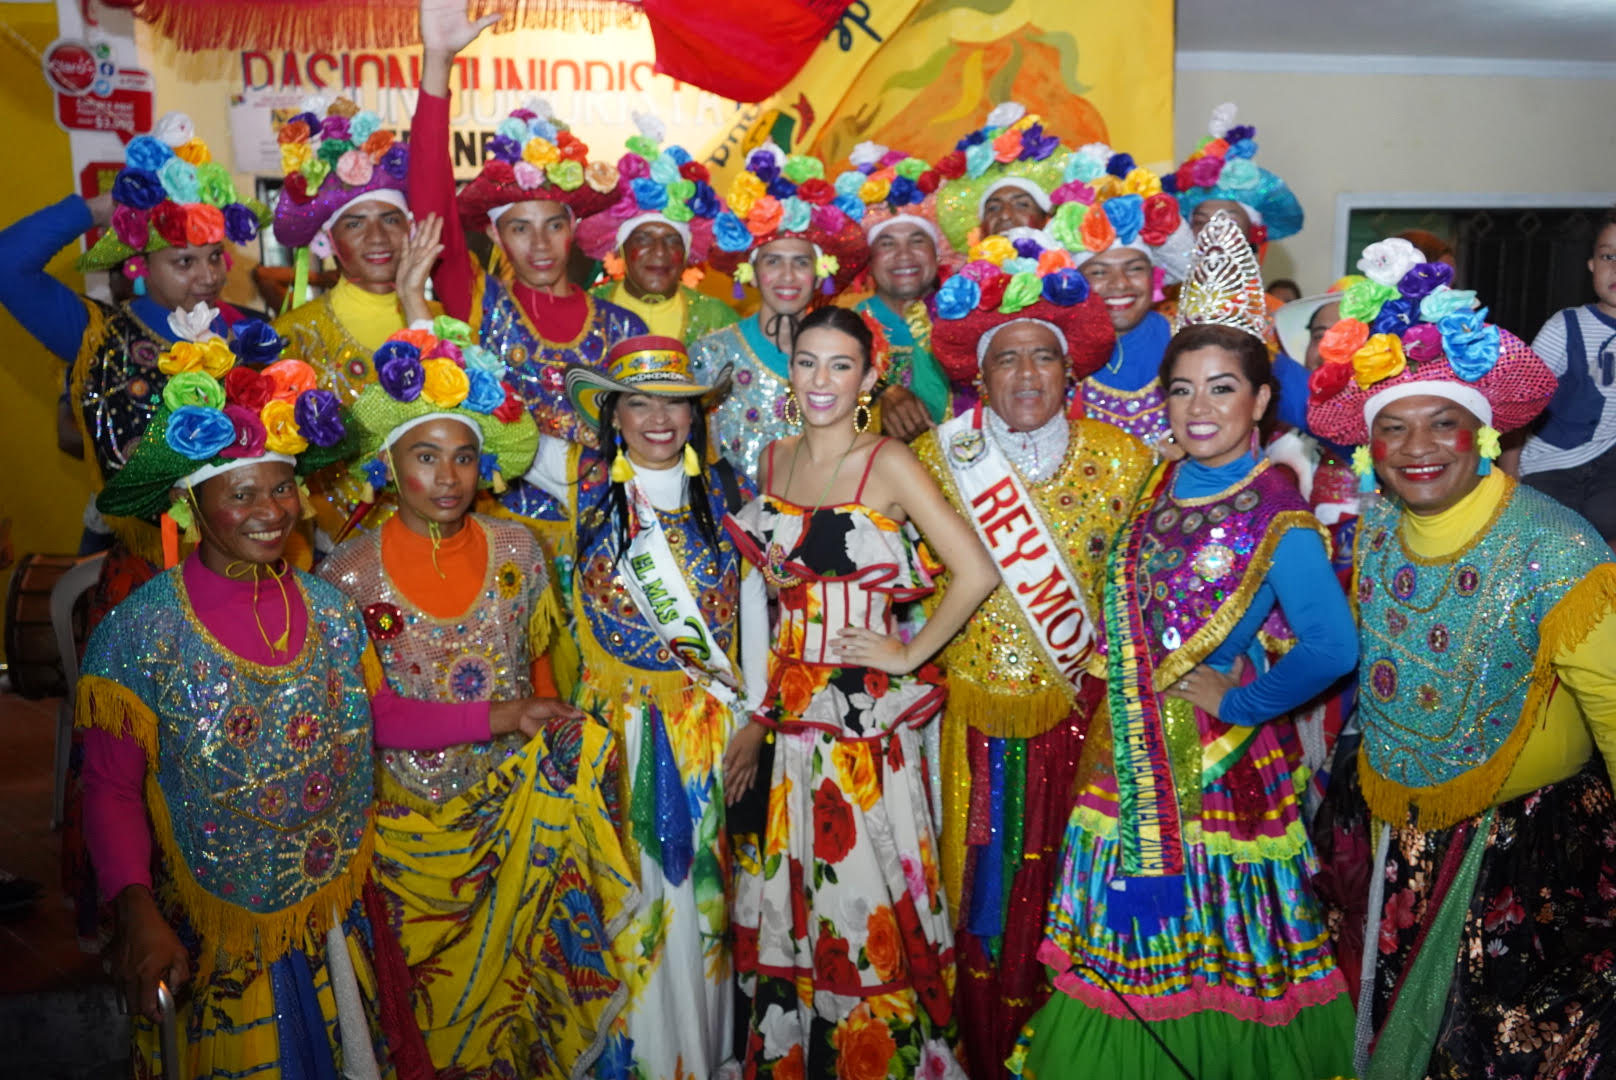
xmin=854 ymin=392 xmax=872 ymax=435
xmin=784 ymin=390 xmax=802 ymax=426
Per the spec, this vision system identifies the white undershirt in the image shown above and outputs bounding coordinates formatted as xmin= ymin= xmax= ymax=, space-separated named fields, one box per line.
xmin=984 ymin=409 xmax=1070 ymax=483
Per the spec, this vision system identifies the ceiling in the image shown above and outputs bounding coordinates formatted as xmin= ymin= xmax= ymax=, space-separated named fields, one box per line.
xmin=1176 ymin=0 xmax=1616 ymax=63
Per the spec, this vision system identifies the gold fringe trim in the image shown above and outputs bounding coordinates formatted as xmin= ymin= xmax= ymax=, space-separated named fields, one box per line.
xmin=945 ymin=678 xmax=1075 ymax=740
xmin=75 ymin=675 xmax=158 ymax=769
xmin=527 ymin=579 xmax=564 ymax=660
xmin=105 ymin=515 xmax=168 ymax=569
xmin=360 ymin=645 xmax=386 ymax=697
xmin=1362 ymin=562 xmax=1616 ymax=830
xmin=68 ymin=300 xmax=108 ymax=492
xmin=376 ymin=768 xmax=446 ymax=819
xmin=940 ymin=711 xmax=969 ymax=928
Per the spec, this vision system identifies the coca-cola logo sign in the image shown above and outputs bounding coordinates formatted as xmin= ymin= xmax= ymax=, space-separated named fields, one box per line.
xmin=43 ymin=39 xmax=97 ymax=97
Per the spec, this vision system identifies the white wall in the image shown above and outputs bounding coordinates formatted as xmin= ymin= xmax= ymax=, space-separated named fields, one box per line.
xmin=1174 ymin=60 xmax=1616 ymax=291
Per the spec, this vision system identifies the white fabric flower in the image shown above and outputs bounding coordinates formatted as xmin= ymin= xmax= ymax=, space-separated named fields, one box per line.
xmin=849 ymin=141 xmax=888 ymax=170
xmin=523 ymin=96 xmax=555 ymax=122
xmin=1357 ymin=238 xmax=1423 ymax=287
xmin=167 ymin=301 xmax=221 ymax=343
xmin=632 ymin=111 xmax=666 ymax=144
xmin=153 ymin=112 xmax=195 ymax=149
xmin=986 ymin=101 xmax=1027 ymax=129
xmin=757 ymin=1004 xmax=800 ymax=1060
xmin=1208 ymin=102 xmax=1238 ymax=138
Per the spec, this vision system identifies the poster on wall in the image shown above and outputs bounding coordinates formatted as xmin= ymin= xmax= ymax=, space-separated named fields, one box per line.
xmin=44 ymin=37 xmax=155 ymax=143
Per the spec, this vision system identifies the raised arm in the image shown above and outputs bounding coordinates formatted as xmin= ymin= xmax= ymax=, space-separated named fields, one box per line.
xmin=0 ymin=195 xmax=101 ymax=362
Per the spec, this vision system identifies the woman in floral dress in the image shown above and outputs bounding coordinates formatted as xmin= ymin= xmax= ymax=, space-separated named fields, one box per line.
xmin=725 ymin=306 xmax=997 ymax=1078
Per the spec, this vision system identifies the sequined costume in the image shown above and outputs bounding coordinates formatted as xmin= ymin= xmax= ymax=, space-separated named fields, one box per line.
xmin=319 ymin=514 xmax=636 ymax=1079
xmin=75 ymin=566 xmax=393 ymax=1078
xmin=589 ymin=281 xmax=740 ymax=345
xmin=853 ymin=296 xmax=951 ymax=424
xmin=1014 ymin=455 xmax=1358 ymax=1080
xmin=690 ymin=316 xmax=795 ymax=478
xmin=913 ymin=416 xmax=1152 ymax=1080
xmin=725 ymin=439 xmax=963 ymax=1079
xmin=1311 ymin=476 xmax=1616 ymax=1080
xmin=1078 ymin=310 xmax=1172 ymax=444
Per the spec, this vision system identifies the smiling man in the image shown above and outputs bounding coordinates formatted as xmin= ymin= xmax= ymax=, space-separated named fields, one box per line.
xmin=1308 ymin=268 xmax=1616 ymax=1080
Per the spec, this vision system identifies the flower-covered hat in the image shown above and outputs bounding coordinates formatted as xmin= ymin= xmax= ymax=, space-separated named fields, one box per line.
xmin=565 ymin=335 xmax=731 ymax=431
xmin=1272 ymin=276 xmax=1355 ymax=364
xmin=345 ymin=318 xmax=539 ymax=493
xmin=930 ymin=228 xmax=1115 ymax=382
xmin=833 ymin=141 xmax=957 ymax=263
xmin=1166 ymin=103 xmax=1304 ymax=244
xmin=457 ymin=99 xmax=622 ymax=231
xmin=1046 ymin=144 xmax=1195 ymax=284
xmin=271 ymin=96 xmax=410 ymax=255
xmin=575 ymin=113 xmax=726 ymax=268
xmin=934 ymin=102 xmax=1071 ymax=253
xmin=79 ymin=112 xmax=271 ymax=275
xmin=704 ymin=141 xmax=870 ymax=296
xmin=95 ymin=311 xmax=347 ymax=521
xmin=1307 ymin=237 xmax=1556 ymax=453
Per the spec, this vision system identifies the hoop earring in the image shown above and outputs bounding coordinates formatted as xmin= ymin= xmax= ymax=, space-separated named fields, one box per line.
xmin=784 ymin=390 xmax=802 ymax=427
xmin=854 ymin=392 xmax=872 ymax=435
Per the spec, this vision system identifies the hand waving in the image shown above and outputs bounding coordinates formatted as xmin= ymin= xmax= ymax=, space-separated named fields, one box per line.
xmin=420 ymin=0 xmax=501 ymax=56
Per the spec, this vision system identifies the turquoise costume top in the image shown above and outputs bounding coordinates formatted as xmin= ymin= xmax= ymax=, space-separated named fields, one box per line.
xmin=690 ymin=315 xmax=795 ymax=478
xmin=853 ymin=295 xmax=950 ymax=423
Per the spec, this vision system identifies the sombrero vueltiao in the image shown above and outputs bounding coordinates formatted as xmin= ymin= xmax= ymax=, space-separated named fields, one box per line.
xmin=565 ymin=335 xmax=731 ymax=431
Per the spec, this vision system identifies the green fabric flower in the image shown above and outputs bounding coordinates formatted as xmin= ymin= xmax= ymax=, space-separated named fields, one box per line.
xmin=1340 ymin=279 xmax=1399 ymax=323
xmin=161 ymin=371 xmax=225 ymax=412
xmin=782 ymin=155 xmax=824 ymax=184
xmin=195 ymin=163 xmax=238 ymax=207
xmin=1000 ymin=271 xmax=1043 ymax=314
xmin=546 ymin=160 xmax=584 ymax=191
xmin=317 ymin=138 xmax=354 ymax=169
xmin=1050 ymin=201 xmax=1089 ymax=252
xmin=894 ymin=158 xmax=927 ymax=181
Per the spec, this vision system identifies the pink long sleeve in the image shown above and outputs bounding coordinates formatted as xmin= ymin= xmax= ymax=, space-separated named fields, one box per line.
xmin=371 ymin=682 xmax=492 ymax=750
xmin=408 ymin=88 xmax=474 ymax=320
xmin=82 ymin=728 xmax=152 ymax=900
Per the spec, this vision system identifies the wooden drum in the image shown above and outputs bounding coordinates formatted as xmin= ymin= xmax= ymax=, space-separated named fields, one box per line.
xmin=3 ymin=553 xmax=88 ymax=700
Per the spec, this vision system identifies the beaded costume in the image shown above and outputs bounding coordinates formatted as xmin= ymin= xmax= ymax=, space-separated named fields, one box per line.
xmin=690 ymin=316 xmax=796 ymax=478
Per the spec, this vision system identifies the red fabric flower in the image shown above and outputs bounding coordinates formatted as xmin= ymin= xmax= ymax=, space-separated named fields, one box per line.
xmin=556 ymin=133 xmax=588 ymax=164
xmin=151 ymin=202 xmax=190 ymax=247
xmin=934 ymin=151 xmax=967 ymax=180
xmin=481 ymin=160 xmax=516 ymax=187
xmin=1308 ymin=358 xmax=1354 ymax=402
xmin=492 ymin=386 xmax=525 ymax=423
xmin=282 ymin=172 xmax=311 ymax=204
xmin=1138 ymin=193 xmax=1181 ymax=246
xmin=916 ymin=170 xmax=940 ymax=195
xmin=796 ymin=178 xmax=835 ymax=206
xmin=225 ymin=366 xmax=274 ymax=410
xmin=812 ymin=930 xmax=860 ymax=988
xmin=678 ymin=161 xmax=710 ymax=183
xmin=976 ymin=272 xmax=1009 ymax=311
xmin=812 ymin=779 xmax=856 ymax=864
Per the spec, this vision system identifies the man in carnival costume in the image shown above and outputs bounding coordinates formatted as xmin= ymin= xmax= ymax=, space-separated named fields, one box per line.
xmin=575 ymin=114 xmax=740 ymax=346
xmin=837 ymin=141 xmax=957 ymax=439
xmin=1308 ymin=241 xmax=1616 ymax=1080
xmin=919 ymin=231 xmax=1153 ymax=1077
xmin=0 ymin=113 xmax=270 ymax=574
xmin=696 ymin=142 xmax=869 ymax=477
xmin=409 ymin=1 xmax=644 ymax=493
xmin=319 ymin=324 xmax=636 ymax=1078
xmin=935 ymin=103 xmax=1069 ymax=253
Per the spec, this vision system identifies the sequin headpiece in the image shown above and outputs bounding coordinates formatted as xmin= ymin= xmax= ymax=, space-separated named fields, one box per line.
xmin=565 ymin=335 xmax=731 ymax=431
xmin=79 ymin=112 xmax=271 ymax=274
xmin=705 ymin=141 xmax=869 ymax=296
xmin=575 ymin=112 xmax=727 ymax=266
xmin=457 ymin=98 xmax=622 ymax=230
xmin=930 ymin=228 xmax=1115 ymax=382
xmin=934 ymin=101 xmax=1070 ymax=253
xmin=1048 ymin=144 xmax=1194 ymax=284
xmin=833 ymin=141 xmax=957 ymax=263
xmin=96 ymin=307 xmax=346 ymax=522
xmin=271 ymin=96 xmax=410 ymax=252
xmin=1306 ymin=237 xmax=1556 ymax=450
xmin=345 ymin=318 xmax=539 ymax=493
xmin=1173 ymin=211 xmax=1268 ymax=340
xmin=1165 ymin=102 xmax=1304 ymax=243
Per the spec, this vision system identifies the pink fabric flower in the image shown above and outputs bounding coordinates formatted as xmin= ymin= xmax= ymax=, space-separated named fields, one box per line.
xmin=513 ymin=161 xmax=544 ymax=189
xmin=1402 ymin=322 xmax=1444 ymax=364
xmin=335 ymin=149 xmax=373 ymax=187
xmin=112 ymin=205 xmax=149 ymax=249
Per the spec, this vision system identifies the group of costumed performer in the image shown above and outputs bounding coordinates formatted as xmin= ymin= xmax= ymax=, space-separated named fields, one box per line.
xmin=75 ymin=321 xmax=636 ymax=1077
xmin=1011 ymin=213 xmax=1361 ymax=1080
xmin=1305 ymin=240 xmax=1616 ymax=1079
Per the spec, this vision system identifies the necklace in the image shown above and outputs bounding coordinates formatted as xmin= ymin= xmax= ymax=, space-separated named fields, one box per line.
xmin=763 ymin=432 xmax=861 ymax=589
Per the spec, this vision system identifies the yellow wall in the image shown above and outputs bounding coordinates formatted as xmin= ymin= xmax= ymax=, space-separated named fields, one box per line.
xmin=1176 ymin=66 xmax=1616 ymax=290
xmin=0 ymin=5 xmax=97 ymax=608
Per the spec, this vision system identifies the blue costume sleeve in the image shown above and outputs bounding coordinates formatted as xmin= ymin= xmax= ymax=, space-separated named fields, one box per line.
xmin=1272 ymin=352 xmax=1312 ymax=433
xmin=0 ymin=196 xmax=94 ymax=363
xmin=1214 ymin=528 xmax=1358 ymax=727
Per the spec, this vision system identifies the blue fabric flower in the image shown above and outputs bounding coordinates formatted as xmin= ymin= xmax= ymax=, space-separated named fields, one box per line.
xmin=1226 ymin=138 xmax=1258 ymax=160
xmin=964 ymin=143 xmax=995 ymax=179
xmin=780 ymin=197 xmax=811 ymax=234
xmin=164 ymin=404 xmax=236 ymax=461
xmin=375 ymin=341 xmax=424 ymax=402
xmin=956 ymin=130 xmax=987 ymax=151
xmin=1397 ymin=262 xmax=1454 ymax=302
xmin=231 ymin=320 xmax=286 ymax=365
xmin=125 ymin=137 xmax=173 ymax=174
xmin=348 ymin=110 xmax=382 ymax=142
xmin=765 ymin=175 xmax=795 ymax=200
xmin=746 ymin=151 xmax=780 ymax=182
xmin=529 ymin=120 xmax=558 ymax=143
xmin=289 ymin=111 xmax=320 ymax=134
xmin=478 ymin=451 xmax=498 ymax=481
xmin=649 ymin=154 xmax=681 ymax=186
xmin=1225 ymin=124 xmax=1256 ymax=142
xmin=713 ymin=211 xmax=752 ymax=253
xmin=1002 ymin=257 xmax=1037 ymax=275
xmin=158 ymin=159 xmax=200 ymax=204
xmin=666 ymin=146 xmax=692 ymax=166
xmin=1019 ymin=124 xmax=1060 ymax=162
xmin=361 ymin=456 xmax=389 ymax=491
xmin=464 ymin=368 xmax=506 ymax=414
xmin=1216 ymin=160 xmax=1260 ymax=191
xmin=496 ymin=117 xmax=529 ymax=142
xmin=631 ymin=178 xmax=669 ymax=211
xmin=1420 ymin=287 xmax=1479 ymax=322
xmin=1012 ymin=237 xmax=1043 ymax=260
xmin=379 ymin=145 xmax=408 ymax=180
xmin=488 ymin=135 xmax=523 ymax=164
xmin=832 ymin=194 xmax=864 ymax=222
xmin=888 ymin=176 xmax=920 ymax=207
xmin=686 ymin=182 xmax=719 ymax=219
xmin=1371 ymin=297 xmax=1416 ymax=336
xmin=112 ymin=169 xmax=166 ymax=211
xmin=1439 ymin=308 xmax=1501 ymax=381
xmin=293 ymin=389 xmax=346 ymax=447
xmin=1106 ymin=152 xmax=1136 ymax=178
xmin=1042 ymin=267 xmax=1090 ymax=306
xmin=1103 ymin=194 xmax=1145 ymax=244
xmin=834 ymin=170 xmax=866 ymax=198
xmin=462 ymin=344 xmax=507 ymax=378
xmin=1160 ymin=172 xmax=1179 ymax=194
xmin=936 ymin=274 xmax=981 ymax=321
xmin=1065 ymin=150 xmax=1106 ymax=184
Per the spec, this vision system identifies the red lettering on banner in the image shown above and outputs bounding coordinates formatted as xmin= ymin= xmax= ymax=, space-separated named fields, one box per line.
xmin=1016 ymin=566 xmax=1076 ymax=623
xmin=981 ymin=505 xmax=1031 ymax=547
xmin=630 ymin=61 xmax=653 ymax=91
xmin=1045 ymin=609 xmax=1086 ymax=651
xmin=452 ymin=56 xmax=477 ymax=90
xmin=353 ymin=53 xmax=385 ymax=87
xmin=409 ymin=54 xmax=421 ymax=87
xmin=308 ymin=52 xmax=337 ymax=89
xmin=969 ymin=477 xmax=1019 ymax=519
xmin=280 ymin=51 xmax=301 ymax=88
xmin=585 ymin=60 xmax=613 ymax=90
xmin=998 ymin=530 xmax=1050 ymax=568
xmin=385 ymin=55 xmax=407 ymax=88
xmin=241 ymin=51 xmax=271 ymax=89
xmin=552 ymin=59 xmax=581 ymax=90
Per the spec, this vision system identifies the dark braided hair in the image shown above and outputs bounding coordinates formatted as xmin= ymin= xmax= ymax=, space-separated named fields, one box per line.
xmin=581 ymin=391 xmax=724 ymax=563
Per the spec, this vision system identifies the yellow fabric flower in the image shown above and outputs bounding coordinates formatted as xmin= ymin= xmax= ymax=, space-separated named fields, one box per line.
xmin=158 ymin=341 xmax=204 ymax=376
xmin=968 ymin=234 xmax=1016 ymax=266
xmin=522 ymin=139 xmax=559 ymax=167
xmin=174 ymin=138 xmax=212 ymax=166
xmin=421 ymin=357 xmax=471 ymax=407
xmin=279 ymin=142 xmax=312 ymax=174
xmin=1088 ymin=174 xmax=1123 ymax=202
xmin=858 ymin=177 xmax=891 ymax=204
xmin=260 ymin=399 xmax=309 ymax=455
xmin=1351 ymin=333 xmax=1407 ymax=389
xmin=728 ymin=172 xmax=765 ymax=216
xmin=1011 ymin=113 xmax=1041 ymax=132
xmin=1122 ymin=168 xmax=1162 ymax=197
xmin=199 ymin=339 xmax=236 ymax=378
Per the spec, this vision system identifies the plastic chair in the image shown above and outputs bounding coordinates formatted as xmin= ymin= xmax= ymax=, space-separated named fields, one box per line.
xmin=50 ymin=552 xmax=104 ymax=829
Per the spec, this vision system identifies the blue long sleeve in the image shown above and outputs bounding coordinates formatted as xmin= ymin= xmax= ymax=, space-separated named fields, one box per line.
xmin=1272 ymin=352 xmax=1311 ymax=433
xmin=1208 ymin=527 xmax=1358 ymax=726
xmin=0 ymin=196 xmax=94 ymax=363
